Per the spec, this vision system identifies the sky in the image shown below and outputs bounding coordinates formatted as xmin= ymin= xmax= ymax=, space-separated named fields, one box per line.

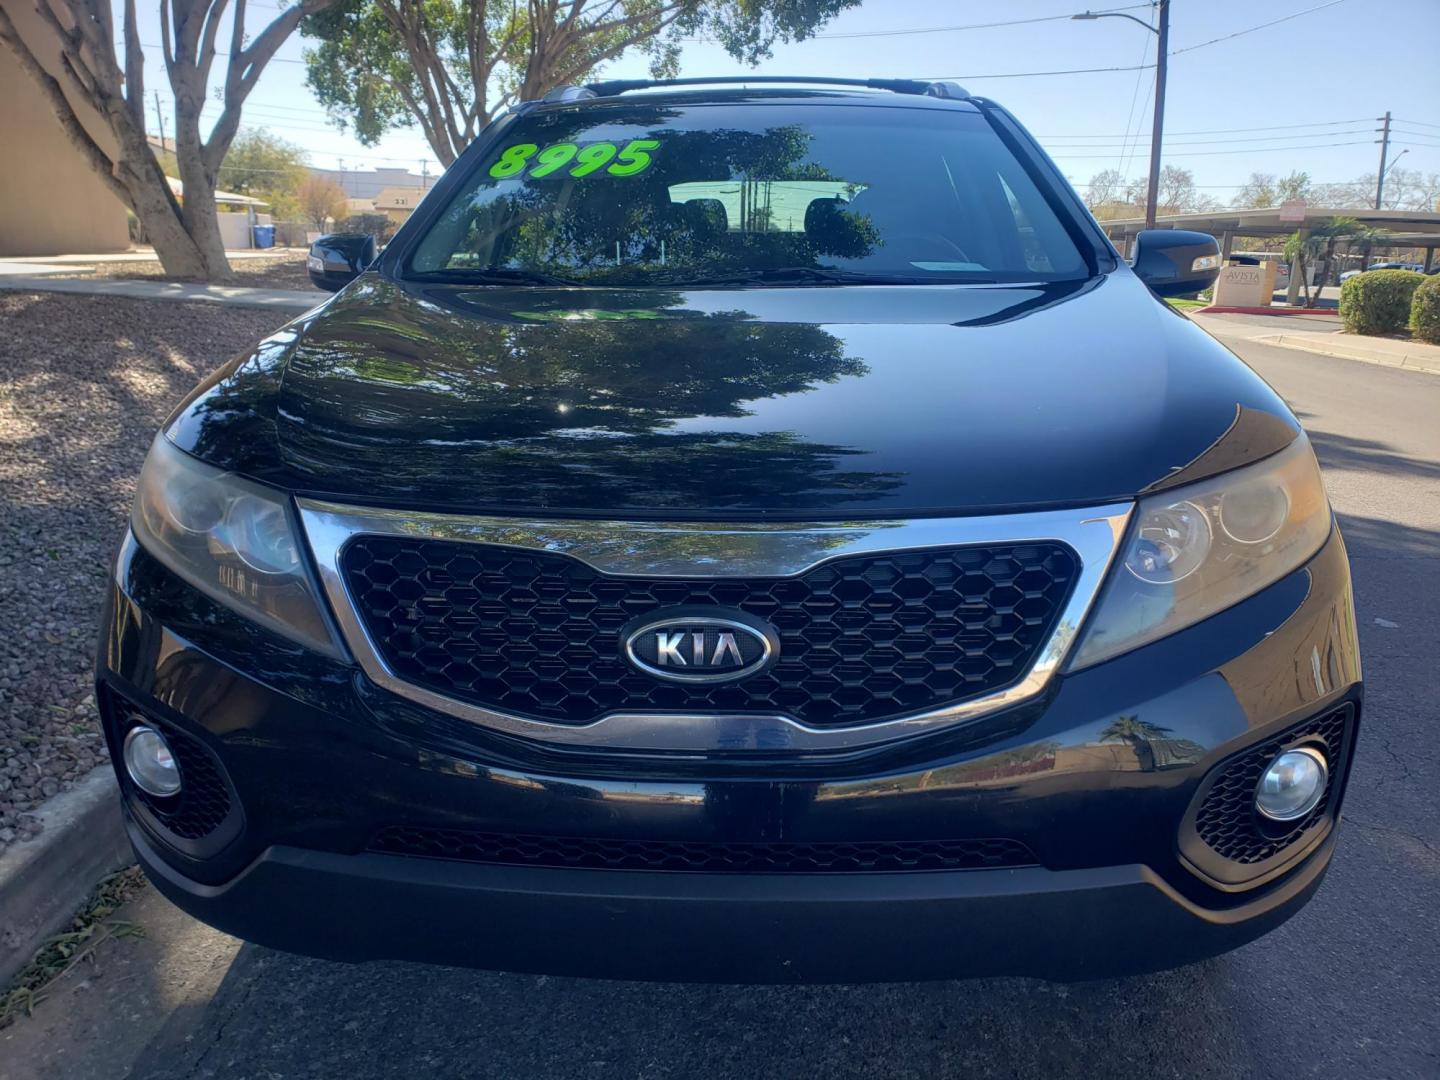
xmin=130 ymin=0 xmax=1440 ymax=199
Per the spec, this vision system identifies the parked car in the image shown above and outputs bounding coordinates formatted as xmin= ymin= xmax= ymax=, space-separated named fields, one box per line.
xmin=1340 ymin=261 xmax=1425 ymax=282
xmin=101 ymin=76 xmax=1358 ymax=983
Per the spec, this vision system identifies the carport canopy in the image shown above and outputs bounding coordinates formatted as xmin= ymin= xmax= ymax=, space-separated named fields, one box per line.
xmin=1099 ymin=207 xmax=1440 ymax=271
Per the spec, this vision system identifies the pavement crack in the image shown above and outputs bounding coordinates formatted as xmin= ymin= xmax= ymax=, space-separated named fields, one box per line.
xmin=183 ymin=954 xmax=265 ymax=1078
xmin=1344 ymin=815 xmax=1440 ymax=860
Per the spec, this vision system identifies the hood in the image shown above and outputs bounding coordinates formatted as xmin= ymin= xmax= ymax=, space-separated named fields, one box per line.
xmin=166 ymin=272 xmax=1299 ymax=518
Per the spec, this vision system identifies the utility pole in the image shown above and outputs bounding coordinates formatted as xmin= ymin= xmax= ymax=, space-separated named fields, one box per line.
xmin=421 ymin=160 xmax=429 ymax=189
xmin=1073 ymin=1 xmax=1168 ymax=231
xmin=1145 ymin=0 xmax=1170 ymax=231
xmin=1374 ymin=111 xmax=1392 ymax=210
xmin=153 ymin=90 xmax=165 ymax=153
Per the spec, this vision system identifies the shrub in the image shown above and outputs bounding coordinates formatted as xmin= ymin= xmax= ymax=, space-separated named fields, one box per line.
xmin=1339 ymin=269 xmax=1425 ymax=335
xmin=1411 ymin=273 xmax=1440 ymax=345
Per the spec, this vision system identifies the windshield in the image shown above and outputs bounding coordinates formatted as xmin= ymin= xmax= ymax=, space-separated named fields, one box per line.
xmin=407 ymin=100 xmax=1089 ymax=286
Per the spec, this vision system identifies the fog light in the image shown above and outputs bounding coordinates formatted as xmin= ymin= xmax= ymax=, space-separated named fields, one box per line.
xmin=123 ymin=726 xmax=181 ymax=798
xmin=1255 ymin=747 xmax=1327 ymax=822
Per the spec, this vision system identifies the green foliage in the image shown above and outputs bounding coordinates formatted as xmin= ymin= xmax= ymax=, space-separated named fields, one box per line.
xmin=220 ymin=129 xmax=310 ymax=219
xmin=1340 ymin=269 xmax=1426 ymax=335
xmin=1410 ymin=274 xmax=1440 ymax=344
xmin=300 ymin=0 xmax=861 ymax=162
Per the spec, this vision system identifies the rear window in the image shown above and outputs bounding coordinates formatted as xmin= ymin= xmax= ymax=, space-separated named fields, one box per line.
xmin=408 ymin=100 xmax=1089 ymax=286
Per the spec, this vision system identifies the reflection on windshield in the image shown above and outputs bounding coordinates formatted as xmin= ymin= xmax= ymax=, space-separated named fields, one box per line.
xmin=408 ymin=103 xmax=1087 ymax=286
xmin=667 ymin=179 xmax=866 ymax=233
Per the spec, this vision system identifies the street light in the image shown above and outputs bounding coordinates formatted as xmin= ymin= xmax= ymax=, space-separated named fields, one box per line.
xmin=1074 ymin=2 xmax=1170 ymax=231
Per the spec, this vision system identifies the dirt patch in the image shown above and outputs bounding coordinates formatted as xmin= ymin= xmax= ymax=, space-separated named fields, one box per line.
xmin=0 ymin=294 xmax=290 ymax=856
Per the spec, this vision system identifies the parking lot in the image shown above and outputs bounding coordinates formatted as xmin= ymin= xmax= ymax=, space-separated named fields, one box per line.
xmin=0 ymin=325 xmax=1434 ymax=1080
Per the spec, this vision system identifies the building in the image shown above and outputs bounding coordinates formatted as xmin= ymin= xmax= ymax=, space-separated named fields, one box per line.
xmin=311 ymin=166 xmax=429 ymax=203
xmin=372 ymin=185 xmax=425 ymax=224
xmin=0 ymin=0 xmax=129 ymax=256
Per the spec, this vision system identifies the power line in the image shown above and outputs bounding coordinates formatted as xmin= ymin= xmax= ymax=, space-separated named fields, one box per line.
xmin=1170 ymin=0 xmax=1350 ymax=55
xmin=1397 ymin=118 xmax=1440 ymax=132
xmin=926 ymin=63 xmax=1155 ymax=80
xmin=1044 ymin=128 xmax=1374 ymax=148
xmin=1037 ymin=117 xmax=1374 ymax=138
xmin=729 ymin=3 xmax=1155 ymax=41
xmin=1050 ymin=139 xmax=1375 ymax=159
xmin=1114 ymin=24 xmax=1154 ymax=180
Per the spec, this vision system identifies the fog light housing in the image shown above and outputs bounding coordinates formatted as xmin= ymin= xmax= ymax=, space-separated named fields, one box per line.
xmin=123 ymin=726 xmax=181 ymax=798
xmin=1255 ymin=746 xmax=1327 ymax=822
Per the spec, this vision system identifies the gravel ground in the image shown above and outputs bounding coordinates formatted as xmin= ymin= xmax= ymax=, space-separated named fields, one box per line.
xmin=0 ymin=293 xmax=289 ymax=856
xmin=53 ymin=251 xmax=314 ymax=292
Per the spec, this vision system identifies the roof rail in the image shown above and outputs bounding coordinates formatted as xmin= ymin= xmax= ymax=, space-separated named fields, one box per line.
xmin=581 ymin=76 xmax=971 ymax=100
xmin=541 ymin=85 xmax=597 ymax=103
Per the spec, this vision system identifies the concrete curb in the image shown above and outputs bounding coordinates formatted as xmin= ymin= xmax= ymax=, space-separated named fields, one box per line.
xmin=0 ymin=276 xmax=321 ymax=311
xmin=1197 ymin=306 xmax=1337 ymax=317
xmin=0 ymin=767 xmax=132 ymax=985
xmin=1255 ymin=333 xmax=1440 ymax=376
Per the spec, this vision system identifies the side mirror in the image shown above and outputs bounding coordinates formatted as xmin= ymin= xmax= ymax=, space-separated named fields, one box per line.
xmin=1131 ymin=229 xmax=1222 ymax=298
xmin=307 ymin=233 xmax=377 ymax=292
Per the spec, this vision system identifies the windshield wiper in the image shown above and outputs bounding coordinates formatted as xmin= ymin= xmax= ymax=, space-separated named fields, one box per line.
xmin=410 ymin=268 xmax=581 ymax=286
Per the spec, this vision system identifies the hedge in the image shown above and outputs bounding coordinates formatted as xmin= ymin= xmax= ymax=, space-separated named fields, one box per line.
xmin=1339 ymin=269 xmax=1425 ymax=335
xmin=1411 ymin=274 xmax=1440 ymax=345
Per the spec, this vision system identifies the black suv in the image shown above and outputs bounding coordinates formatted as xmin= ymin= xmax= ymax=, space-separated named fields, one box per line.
xmin=100 ymin=78 xmax=1361 ymax=982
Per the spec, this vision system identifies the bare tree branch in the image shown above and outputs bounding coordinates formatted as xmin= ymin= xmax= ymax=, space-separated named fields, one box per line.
xmin=122 ymin=0 xmax=145 ymax=128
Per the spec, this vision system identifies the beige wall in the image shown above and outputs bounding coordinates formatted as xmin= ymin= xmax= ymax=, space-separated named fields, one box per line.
xmin=0 ymin=0 xmax=129 ymax=256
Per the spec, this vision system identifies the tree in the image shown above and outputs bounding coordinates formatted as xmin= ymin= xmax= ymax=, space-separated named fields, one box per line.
xmin=1125 ymin=164 xmax=1220 ymax=217
xmin=1100 ymin=715 xmax=1173 ymax=772
xmin=1313 ymin=169 xmax=1440 ymax=211
xmin=220 ymin=129 xmax=310 ymax=219
xmin=1084 ymin=169 xmax=1128 ymax=212
xmin=301 ymin=0 xmax=863 ymax=166
xmin=0 ymin=0 xmax=338 ymax=280
xmin=1232 ymin=170 xmax=1312 ymax=209
xmin=1284 ymin=217 xmax=1388 ymax=306
xmin=296 ymin=174 xmax=349 ymax=230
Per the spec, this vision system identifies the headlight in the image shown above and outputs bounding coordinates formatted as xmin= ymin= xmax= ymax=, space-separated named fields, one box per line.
xmin=130 ymin=435 xmax=345 ymax=658
xmin=1068 ymin=436 xmax=1331 ymax=670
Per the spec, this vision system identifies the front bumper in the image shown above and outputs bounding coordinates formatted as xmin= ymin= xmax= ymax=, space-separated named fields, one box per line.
xmin=129 ymin=814 xmax=1335 ymax=983
xmin=99 ymin=528 xmax=1362 ymax=982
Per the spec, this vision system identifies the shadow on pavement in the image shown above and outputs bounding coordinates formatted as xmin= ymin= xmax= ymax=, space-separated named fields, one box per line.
xmin=1307 ymin=429 xmax=1440 ymax=487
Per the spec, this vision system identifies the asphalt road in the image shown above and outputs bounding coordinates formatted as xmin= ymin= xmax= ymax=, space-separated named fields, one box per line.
xmin=4 ymin=332 xmax=1437 ymax=1080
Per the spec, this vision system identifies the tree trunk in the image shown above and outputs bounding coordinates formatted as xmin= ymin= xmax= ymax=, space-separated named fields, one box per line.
xmin=121 ymin=168 xmax=210 ymax=279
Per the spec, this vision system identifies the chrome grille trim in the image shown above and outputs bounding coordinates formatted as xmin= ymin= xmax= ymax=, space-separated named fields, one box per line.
xmin=298 ymin=501 xmax=1132 ymax=753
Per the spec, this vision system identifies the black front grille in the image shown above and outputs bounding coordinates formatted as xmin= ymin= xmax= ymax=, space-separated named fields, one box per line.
xmin=341 ymin=537 xmax=1077 ymax=728
xmin=370 ymin=825 xmax=1038 ymax=873
xmin=1194 ymin=708 xmax=1352 ymax=865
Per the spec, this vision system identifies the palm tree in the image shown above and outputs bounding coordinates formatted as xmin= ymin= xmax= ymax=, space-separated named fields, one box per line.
xmin=1100 ymin=715 xmax=1174 ymax=771
xmin=1285 ymin=218 xmax=1389 ymax=306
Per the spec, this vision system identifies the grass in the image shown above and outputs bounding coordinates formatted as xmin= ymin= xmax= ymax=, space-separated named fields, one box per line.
xmin=0 ymin=866 xmax=146 ymax=1028
xmin=1166 ymin=298 xmax=1208 ymax=311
